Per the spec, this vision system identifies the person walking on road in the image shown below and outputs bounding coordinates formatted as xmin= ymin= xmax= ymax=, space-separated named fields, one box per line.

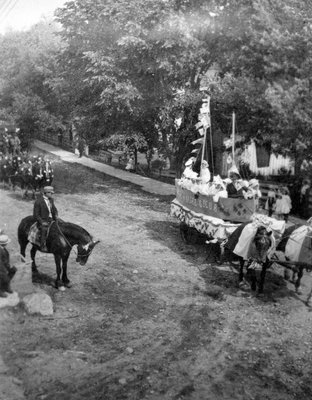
xmin=78 ymin=137 xmax=86 ymax=158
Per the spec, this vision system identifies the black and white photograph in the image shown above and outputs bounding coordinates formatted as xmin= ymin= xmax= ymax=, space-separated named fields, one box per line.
xmin=1 ymin=1 xmax=312 ymax=399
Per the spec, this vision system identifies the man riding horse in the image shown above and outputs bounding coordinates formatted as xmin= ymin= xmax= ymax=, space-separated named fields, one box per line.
xmin=33 ymin=185 xmax=58 ymax=251
xmin=20 ymin=188 xmax=99 ymax=289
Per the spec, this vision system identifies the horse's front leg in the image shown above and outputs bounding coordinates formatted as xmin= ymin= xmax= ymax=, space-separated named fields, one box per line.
xmin=295 ymin=267 xmax=304 ymax=295
xmin=258 ymin=260 xmax=271 ymax=294
xmin=306 ymin=281 xmax=312 ymax=306
xmin=61 ymin=255 xmax=72 ymax=288
xmin=30 ymin=246 xmax=39 ymax=273
xmin=238 ymin=258 xmax=251 ymax=291
xmin=245 ymin=260 xmax=257 ymax=291
xmin=284 ymin=267 xmax=291 ymax=281
xmin=238 ymin=258 xmax=245 ymax=283
xmin=54 ymin=254 xmax=64 ymax=290
xmin=22 ymin=188 xmax=28 ymax=199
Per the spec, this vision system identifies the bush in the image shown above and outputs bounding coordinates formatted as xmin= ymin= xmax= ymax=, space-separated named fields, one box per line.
xmin=151 ymin=159 xmax=166 ymax=171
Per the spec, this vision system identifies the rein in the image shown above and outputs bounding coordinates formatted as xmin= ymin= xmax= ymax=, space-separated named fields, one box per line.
xmin=55 ymin=221 xmax=75 ymax=253
xmin=55 ymin=222 xmax=93 ymax=259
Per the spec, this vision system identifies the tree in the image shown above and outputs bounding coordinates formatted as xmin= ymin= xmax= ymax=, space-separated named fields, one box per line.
xmin=0 ymin=22 xmax=66 ymax=143
xmin=2 ymin=0 xmax=312 ymax=177
xmin=54 ymin=0 xmax=223 ymax=159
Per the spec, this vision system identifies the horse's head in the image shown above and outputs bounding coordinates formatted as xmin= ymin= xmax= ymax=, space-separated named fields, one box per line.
xmin=76 ymin=239 xmax=100 ymax=265
xmin=253 ymin=227 xmax=273 ymax=262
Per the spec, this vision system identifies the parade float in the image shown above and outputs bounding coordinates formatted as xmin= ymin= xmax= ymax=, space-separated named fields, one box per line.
xmin=170 ymin=98 xmax=285 ymax=245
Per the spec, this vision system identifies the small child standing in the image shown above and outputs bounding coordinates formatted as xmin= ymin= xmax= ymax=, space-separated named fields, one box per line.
xmin=275 ymin=187 xmax=292 ymax=222
xmin=265 ymin=185 xmax=276 ymax=217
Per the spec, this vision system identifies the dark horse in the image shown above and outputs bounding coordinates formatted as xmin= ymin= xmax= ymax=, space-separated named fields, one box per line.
xmin=220 ymin=223 xmax=273 ymax=293
xmin=18 ymin=216 xmax=100 ymax=290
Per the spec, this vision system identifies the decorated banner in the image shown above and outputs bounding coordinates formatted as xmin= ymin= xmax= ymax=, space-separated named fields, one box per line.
xmin=175 ymin=181 xmax=256 ymax=223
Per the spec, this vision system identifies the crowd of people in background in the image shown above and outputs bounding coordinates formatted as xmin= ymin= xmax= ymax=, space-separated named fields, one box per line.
xmin=0 ymin=130 xmax=21 ymax=156
xmin=0 ymin=152 xmax=54 ymax=198
xmin=0 ymin=129 xmax=54 ymax=198
xmin=264 ymin=179 xmax=311 ymax=222
xmin=265 ymin=185 xmax=292 ymax=222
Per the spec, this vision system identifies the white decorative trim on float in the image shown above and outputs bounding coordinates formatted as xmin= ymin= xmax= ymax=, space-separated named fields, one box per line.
xmin=170 ymin=200 xmax=286 ymax=242
xmin=170 ymin=200 xmax=239 ymax=240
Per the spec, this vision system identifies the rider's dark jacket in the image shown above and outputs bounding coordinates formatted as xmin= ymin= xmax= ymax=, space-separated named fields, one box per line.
xmin=33 ymin=194 xmax=58 ymax=225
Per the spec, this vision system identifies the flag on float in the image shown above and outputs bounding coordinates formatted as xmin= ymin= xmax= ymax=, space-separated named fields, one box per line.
xmin=198 ymin=96 xmax=211 ymax=128
xmin=188 ymin=96 xmax=211 ymax=164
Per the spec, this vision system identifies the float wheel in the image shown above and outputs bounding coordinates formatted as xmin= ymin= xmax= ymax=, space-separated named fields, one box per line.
xmin=180 ymin=223 xmax=199 ymax=245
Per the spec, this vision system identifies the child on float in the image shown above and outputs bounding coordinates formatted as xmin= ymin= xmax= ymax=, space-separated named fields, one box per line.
xmin=197 ymin=160 xmax=211 ymax=195
xmin=225 ymin=169 xmax=248 ymax=198
xmin=181 ymin=157 xmax=198 ymax=180
xmin=179 ymin=157 xmax=198 ymax=190
xmin=212 ymin=175 xmax=228 ymax=202
xmin=275 ymin=186 xmax=292 ymax=222
xmin=244 ymin=178 xmax=262 ymax=210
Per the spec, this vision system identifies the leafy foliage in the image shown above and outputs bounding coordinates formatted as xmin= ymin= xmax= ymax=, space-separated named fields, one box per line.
xmin=1 ymin=0 xmax=312 ymax=175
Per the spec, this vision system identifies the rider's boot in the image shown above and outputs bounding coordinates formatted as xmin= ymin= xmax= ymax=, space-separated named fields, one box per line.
xmin=40 ymin=223 xmax=49 ymax=251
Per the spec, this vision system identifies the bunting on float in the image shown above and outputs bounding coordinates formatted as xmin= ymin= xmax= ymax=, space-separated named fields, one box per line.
xmin=198 ymin=97 xmax=211 ymax=129
xmin=187 ymin=96 xmax=212 ymax=175
xmin=191 ymin=96 xmax=211 ymax=151
xmin=192 ymin=137 xmax=205 ymax=146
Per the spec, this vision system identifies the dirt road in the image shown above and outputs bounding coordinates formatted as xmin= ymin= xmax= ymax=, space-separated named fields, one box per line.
xmin=1 ymin=154 xmax=312 ymax=400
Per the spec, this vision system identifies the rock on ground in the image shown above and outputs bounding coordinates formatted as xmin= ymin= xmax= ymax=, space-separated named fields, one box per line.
xmin=22 ymin=293 xmax=53 ymax=316
xmin=0 ymin=292 xmax=19 ymax=309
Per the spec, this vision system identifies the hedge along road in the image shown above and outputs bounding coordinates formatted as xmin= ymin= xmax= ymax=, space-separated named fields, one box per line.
xmin=1 ymin=150 xmax=312 ymax=400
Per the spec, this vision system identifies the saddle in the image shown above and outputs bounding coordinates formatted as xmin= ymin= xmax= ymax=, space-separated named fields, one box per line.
xmin=28 ymin=222 xmax=40 ymax=246
xmin=28 ymin=221 xmax=54 ymax=251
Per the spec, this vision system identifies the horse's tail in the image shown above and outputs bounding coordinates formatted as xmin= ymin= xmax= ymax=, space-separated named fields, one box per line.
xmin=18 ymin=216 xmax=36 ymax=246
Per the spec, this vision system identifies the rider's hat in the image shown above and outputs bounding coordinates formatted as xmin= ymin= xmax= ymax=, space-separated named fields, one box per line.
xmin=0 ymin=234 xmax=10 ymax=246
xmin=43 ymin=186 xmax=54 ymax=194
